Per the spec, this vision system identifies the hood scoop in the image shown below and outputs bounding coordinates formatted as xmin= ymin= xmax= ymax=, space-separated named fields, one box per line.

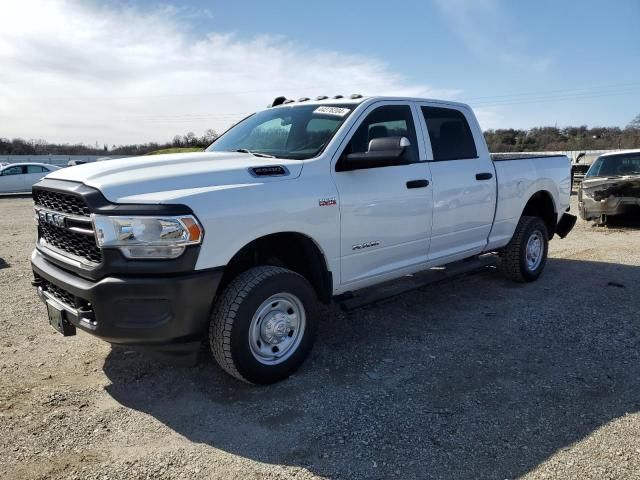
xmin=249 ymin=165 xmax=290 ymax=177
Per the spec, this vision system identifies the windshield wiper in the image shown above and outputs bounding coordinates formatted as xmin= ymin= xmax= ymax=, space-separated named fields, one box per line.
xmin=233 ymin=149 xmax=275 ymax=158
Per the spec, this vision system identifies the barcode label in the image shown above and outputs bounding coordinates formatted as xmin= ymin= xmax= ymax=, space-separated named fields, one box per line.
xmin=314 ymin=106 xmax=351 ymax=117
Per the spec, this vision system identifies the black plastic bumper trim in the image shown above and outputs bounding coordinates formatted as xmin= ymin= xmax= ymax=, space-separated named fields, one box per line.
xmin=31 ymin=249 xmax=223 ymax=351
xmin=556 ymin=213 xmax=577 ymax=239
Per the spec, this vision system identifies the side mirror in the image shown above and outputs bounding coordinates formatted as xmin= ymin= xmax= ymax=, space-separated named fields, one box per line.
xmin=340 ymin=136 xmax=411 ymax=171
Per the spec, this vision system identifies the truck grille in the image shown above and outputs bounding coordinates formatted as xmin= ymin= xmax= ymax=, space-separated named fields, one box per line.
xmin=39 ymin=222 xmax=103 ymax=264
xmin=32 ymin=189 xmax=91 ymax=216
xmin=33 ymin=187 xmax=102 ymax=265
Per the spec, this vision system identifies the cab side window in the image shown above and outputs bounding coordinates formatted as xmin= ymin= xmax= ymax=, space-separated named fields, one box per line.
xmin=340 ymin=105 xmax=419 ymax=166
xmin=26 ymin=165 xmax=47 ymax=173
xmin=421 ymin=106 xmax=477 ymax=161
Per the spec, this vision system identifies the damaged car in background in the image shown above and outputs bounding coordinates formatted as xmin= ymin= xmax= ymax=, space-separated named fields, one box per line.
xmin=579 ymin=150 xmax=640 ymax=223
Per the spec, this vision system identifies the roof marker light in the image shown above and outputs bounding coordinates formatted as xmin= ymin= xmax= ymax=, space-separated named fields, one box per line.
xmin=270 ymin=96 xmax=286 ymax=107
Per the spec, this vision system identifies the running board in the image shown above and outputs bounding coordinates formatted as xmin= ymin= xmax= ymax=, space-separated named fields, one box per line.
xmin=336 ymin=254 xmax=498 ymax=312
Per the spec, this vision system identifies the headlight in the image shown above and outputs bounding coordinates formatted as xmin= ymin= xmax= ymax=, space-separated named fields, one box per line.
xmin=92 ymin=215 xmax=203 ymax=259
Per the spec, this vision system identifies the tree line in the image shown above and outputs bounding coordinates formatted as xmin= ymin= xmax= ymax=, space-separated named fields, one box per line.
xmin=0 ymin=129 xmax=219 ymax=156
xmin=485 ymin=125 xmax=640 ymax=152
xmin=2 ymin=117 xmax=640 ymax=156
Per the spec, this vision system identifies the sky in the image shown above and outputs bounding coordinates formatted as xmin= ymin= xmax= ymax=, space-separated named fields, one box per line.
xmin=0 ymin=0 xmax=639 ymax=145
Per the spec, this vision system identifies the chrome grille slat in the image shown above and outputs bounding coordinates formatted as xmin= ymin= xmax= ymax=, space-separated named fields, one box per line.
xmin=70 ymin=217 xmax=93 ymax=224
xmin=68 ymin=226 xmax=95 ymax=236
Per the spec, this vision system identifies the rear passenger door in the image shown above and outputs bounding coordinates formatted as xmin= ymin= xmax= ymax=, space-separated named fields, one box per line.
xmin=417 ymin=104 xmax=497 ymax=262
xmin=24 ymin=165 xmax=49 ymax=189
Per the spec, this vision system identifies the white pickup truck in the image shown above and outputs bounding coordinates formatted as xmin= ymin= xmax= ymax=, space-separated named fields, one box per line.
xmin=31 ymin=95 xmax=576 ymax=384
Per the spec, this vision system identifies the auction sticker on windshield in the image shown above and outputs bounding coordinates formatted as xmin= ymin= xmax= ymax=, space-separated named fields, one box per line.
xmin=314 ymin=106 xmax=351 ymax=117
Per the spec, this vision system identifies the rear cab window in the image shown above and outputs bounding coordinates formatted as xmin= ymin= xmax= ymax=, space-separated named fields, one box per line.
xmin=421 ymin=106 xmax=478 ymax=161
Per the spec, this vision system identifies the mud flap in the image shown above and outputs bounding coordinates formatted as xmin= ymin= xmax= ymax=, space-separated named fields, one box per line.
xmin=556 ymin=213 xmax=577 ymax=239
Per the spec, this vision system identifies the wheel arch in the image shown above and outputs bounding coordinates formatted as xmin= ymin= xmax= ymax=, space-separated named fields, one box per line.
xmin=520 ymin=190 xmax=557 ymax=237
xmin=217 ymin=232 xmax=333 ymax=304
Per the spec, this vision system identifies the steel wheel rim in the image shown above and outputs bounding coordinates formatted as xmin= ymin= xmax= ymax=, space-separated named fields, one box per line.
xmin=525 ymin=230 xmax=544 ymax=271
xmin=248 ymin=292 xmax=306 ymax=365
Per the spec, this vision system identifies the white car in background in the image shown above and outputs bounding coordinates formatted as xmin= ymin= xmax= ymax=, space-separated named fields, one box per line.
xmin=0 ymin=163 xmax=61 ymax=193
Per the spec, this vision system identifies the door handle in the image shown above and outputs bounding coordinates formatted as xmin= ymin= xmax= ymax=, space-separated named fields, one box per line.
xmin=406 ymin=179 xmax=430 ymax=189
xmin=475 ymin=172 xmax=493 ymax=181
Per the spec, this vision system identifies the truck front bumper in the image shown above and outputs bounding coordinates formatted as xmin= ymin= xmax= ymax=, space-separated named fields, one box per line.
xmin=31 ymin=249 xmax=223 ymax=361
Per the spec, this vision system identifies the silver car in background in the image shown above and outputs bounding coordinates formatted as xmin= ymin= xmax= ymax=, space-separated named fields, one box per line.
xmin=0 ymin=163 xmax=61 ymax=193
xmin=579 ymin=150 xmax=640 ymax=222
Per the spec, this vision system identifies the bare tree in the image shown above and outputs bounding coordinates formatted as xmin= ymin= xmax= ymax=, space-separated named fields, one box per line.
xmin=628 ymin=114 xmax=640 ymax=130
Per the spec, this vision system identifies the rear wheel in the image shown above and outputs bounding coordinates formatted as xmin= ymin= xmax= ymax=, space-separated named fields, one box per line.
xmin=499 ymin=216 xmax=549 ymax=282
xmin=209 ymin=266 xmax=318 ymax=384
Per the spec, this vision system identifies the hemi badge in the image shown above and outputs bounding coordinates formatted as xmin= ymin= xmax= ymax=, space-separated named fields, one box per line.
xmin=319 ymin=197 xmax=337 ymax=207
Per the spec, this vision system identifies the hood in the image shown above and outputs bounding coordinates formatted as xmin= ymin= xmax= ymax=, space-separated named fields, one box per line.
xmin=581 ymin=174 xmax=640 ymax=201
xmin=46 ymin=152 xmax=304 ymax=203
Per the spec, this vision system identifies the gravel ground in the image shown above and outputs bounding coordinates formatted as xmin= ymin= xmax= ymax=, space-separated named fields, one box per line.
xmin=1 ymin=195 xmax=639 ymax=480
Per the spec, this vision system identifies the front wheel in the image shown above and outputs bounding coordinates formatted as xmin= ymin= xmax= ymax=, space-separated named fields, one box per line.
xmin=499 ymin=216 xmax=549 ymax=282
xmin=209 ymin=266 xmax=318 ymax=384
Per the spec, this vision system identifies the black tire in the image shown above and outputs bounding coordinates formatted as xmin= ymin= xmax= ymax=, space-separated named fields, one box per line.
xmin=209 ymin=266 xmax=318 ymax=384
xmin=499 ymin=216 xmax=549 ymax=282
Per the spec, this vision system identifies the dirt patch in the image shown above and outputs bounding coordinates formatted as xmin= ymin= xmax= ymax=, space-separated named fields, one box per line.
xmin=1 ymin=195 xmax=640 ymax=479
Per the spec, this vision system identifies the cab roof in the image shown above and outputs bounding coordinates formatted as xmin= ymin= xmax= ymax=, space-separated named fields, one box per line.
xmin=267 ymin=95 xmax=471 ymax=110
xmin=598 ymin=148 xmax=640 ymax=158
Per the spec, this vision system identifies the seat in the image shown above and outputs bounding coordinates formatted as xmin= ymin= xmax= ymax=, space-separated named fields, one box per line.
xmin=618 ymin=164 xmax=636 ymax=175
xmin=368 ymin=125 xmax=389 ymax=144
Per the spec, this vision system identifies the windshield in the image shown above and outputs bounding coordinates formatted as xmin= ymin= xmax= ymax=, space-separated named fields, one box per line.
xmin=585 ymin=153 xmax=640 ymax=178
xmin=206 ymin=104 xmax=354 ymax=160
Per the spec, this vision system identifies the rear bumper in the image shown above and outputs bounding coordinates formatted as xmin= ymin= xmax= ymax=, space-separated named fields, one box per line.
xmin=555 ymin=213 xmax=577 ymax=239
xmin=579 ymin=197 xmax=640 ymax=220
xmin=31 ymin=249 xmax=223 ymax=357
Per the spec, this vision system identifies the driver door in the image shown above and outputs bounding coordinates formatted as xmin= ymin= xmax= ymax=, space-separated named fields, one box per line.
xmin=332 ymin=102 xmax=433 ymax=288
